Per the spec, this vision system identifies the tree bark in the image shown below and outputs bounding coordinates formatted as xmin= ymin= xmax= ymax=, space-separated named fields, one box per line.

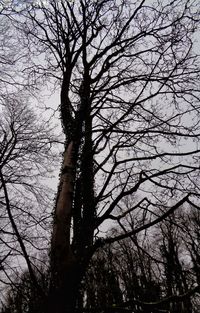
xmin=48 ymin=142 xmax=79 ymax=313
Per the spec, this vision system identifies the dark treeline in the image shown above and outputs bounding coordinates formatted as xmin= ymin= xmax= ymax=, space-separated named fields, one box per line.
xmin=2 ymin=206 xmax=200 ymax=313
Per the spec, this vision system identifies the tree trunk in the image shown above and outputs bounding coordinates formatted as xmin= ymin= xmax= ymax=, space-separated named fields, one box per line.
xmin=48 ymin=142 xmax=79 ymax=313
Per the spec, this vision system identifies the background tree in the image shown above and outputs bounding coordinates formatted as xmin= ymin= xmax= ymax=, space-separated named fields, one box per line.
xmin=0 ymin=4 xmax=60 ymax=299
xmin=79 ymin=206 xmax=200 ymax=313
xmin=1 ymin=259 xmax=49 ymax=313
xmin=0 ymin=96 xmax=56 ymax=283
xmin=1 ymin=0 xmax=200 ymax=312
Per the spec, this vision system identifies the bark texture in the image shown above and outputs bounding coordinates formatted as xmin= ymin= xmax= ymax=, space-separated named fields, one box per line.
xmin=49 ymin=142 xmax=79 ymax=313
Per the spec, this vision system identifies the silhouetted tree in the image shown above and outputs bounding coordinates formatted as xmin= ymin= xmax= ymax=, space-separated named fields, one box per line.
xmin=0 ymin=95 xmax=58 ymax=296
xmin=1 ymin=0 xmax=200 ymax=312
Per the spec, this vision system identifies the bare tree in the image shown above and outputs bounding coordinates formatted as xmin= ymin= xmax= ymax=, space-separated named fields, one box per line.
xmin=0 ymin=5 xmax=61 ymax=311
xmin=0 ymin=94 xmax=58 ymax=299
xmin=2 ymin=0 xmax=200 ymax=312
xmin=0 ymin=5 xmax=33 ymax=92
xmin=0 ymin=4 xmax=61 ymax=294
